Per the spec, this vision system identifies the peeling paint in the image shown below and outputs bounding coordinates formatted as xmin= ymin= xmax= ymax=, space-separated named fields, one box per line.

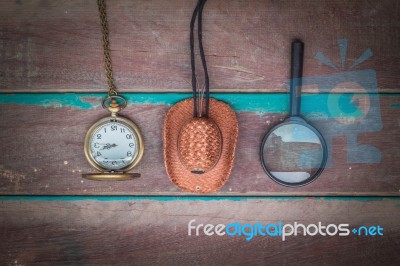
xmin=0 ymin=196 xmax=398 ymax=202
xmin=0 ymin=93 xmax=390 ymax=119
xmin=0 ymin=195 xmax=307 ymax=202
xmin=389 ymin=103 xmax=400 ymax=109
xmin=0 ymin=165 xmax=25 ymax=192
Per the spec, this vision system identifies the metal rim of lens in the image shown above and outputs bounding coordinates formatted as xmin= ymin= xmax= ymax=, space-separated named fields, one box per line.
xmin=260 ymin=118 xmax=328 ymax=187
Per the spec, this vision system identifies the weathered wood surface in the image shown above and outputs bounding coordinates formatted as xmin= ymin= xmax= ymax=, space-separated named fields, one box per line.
xmin=0 ymin=198 xmax=399 ymax=265
xmin=1 ymin=0 xmax=399 ymax=92
xmin=0 ymin=94 xmax=398 ymax=195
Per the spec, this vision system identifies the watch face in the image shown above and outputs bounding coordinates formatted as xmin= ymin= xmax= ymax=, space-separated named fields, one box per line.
xmin=89 ymin=120 xmax=138 ymax=170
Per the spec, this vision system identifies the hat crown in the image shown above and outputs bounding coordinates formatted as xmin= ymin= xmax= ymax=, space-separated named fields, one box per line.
xmin=178 ymin=117 xmax=222 ymax=174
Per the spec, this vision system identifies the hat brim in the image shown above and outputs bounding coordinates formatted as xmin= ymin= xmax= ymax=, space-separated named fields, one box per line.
xmin=163 ymin=98 xmax=239 ymax=193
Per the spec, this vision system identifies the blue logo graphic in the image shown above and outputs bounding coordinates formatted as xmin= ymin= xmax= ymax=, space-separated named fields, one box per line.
xmin=295 ymin=39 xmax=382 ymax=167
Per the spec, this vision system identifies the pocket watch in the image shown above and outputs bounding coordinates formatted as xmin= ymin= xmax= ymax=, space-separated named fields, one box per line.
xmin=82 ymin=0 xmax=144 ymax=180
xmin=82 ymin=96 xmax=144 ymax=181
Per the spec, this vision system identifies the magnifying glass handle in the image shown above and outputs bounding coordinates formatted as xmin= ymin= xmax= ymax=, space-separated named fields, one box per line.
xmin=290 ymin=40 xmax=304 ymax=117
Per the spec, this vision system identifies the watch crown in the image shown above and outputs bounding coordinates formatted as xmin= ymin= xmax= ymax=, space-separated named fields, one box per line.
xmin=108 ymin=100 xmax=121 ymax=114
xmin=102 ymin=96 xmax=127 ymax=115
xmin=109 ymin=100 xmax=119 ymax=108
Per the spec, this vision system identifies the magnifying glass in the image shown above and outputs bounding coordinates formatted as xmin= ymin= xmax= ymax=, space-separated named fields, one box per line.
xmin=260 ymin=40 xmax=328 ymax=187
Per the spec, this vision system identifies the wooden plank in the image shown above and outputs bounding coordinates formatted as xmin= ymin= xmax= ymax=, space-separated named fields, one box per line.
xmin=0 ymin=197 xmax=399 ymax=265
xmin=1 ymin=0 xmax=399 ymax=93
xmin=0 ymin=93 xmax=398 ymax=195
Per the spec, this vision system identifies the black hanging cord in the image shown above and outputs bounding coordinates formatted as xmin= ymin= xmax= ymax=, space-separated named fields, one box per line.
xmin=190 ymin=1 xmax=200 ymax=117
xmin=190 ymin=0 xmax=210 ymax=118
xmin=198 ymin=0 xmax=209 ymax=117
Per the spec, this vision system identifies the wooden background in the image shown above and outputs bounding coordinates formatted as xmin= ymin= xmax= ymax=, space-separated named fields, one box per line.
xmin=1 ymin=0 xmax=399 ymax=93
xmin=0 ymin=0 xmax=399 ymax=264
xmin=1 ymin=197 xmax=400 ymax=265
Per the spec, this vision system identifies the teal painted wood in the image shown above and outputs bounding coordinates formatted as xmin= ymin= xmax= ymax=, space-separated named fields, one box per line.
xmin=2 ymin=195 xmax=399 ymax=202
xmin=0 ymin=92 xmax=394 ymax=119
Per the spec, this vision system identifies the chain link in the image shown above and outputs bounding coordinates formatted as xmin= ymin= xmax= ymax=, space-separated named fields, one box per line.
xmin=97 ymin=0 xmax=117 ymax=96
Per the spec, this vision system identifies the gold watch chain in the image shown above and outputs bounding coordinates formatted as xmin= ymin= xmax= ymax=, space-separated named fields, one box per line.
xmin=97 ymin=0 xmax=118 ymax=96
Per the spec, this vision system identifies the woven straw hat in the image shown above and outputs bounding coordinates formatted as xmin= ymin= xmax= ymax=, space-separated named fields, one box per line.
xmin=163 ymin=98 xmax=238 ymax=193
xmin=163 ymin=0 xmax=238 ymax=193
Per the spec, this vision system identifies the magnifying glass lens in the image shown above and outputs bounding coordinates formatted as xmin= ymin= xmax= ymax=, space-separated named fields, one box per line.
xmin=262 ymin=123 xmax=324 ymax=184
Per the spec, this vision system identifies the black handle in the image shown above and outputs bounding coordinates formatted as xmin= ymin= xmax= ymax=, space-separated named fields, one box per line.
xmin=290 ymin=40 xmax=304 ymax=117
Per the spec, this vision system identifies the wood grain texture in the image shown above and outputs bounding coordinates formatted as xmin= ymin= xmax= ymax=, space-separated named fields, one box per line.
xmin=0 ymin=94 xmax=398 ymax=195
xmin=1 ymin=0 xmax=399 ymax=92
xmin=0 ymin=198 xmax=399 ymax=265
